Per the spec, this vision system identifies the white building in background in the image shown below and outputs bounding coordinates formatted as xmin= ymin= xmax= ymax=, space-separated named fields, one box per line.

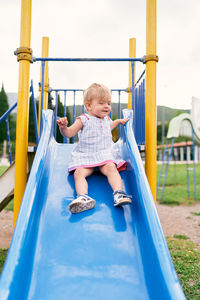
xmin=191 ymin=96 xmax=200 ymax=132
xmin=156 ymin=97 xmax=200 ymax=163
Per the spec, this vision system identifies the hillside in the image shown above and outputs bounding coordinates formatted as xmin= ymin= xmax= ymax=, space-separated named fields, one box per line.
xmin=67 ymin=104 xmax=190 ymax=123
xmin=157 ymin=106 xmax=190 ymax=124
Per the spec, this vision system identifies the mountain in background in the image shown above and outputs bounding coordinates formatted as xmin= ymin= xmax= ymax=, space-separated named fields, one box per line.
xmin=157 ymin=106 xmax=190 ymax=124
xmin=67 ymin=103 xmax=190 ymax=123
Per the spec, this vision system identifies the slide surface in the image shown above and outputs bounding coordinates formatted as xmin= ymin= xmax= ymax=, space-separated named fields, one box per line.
xmin=0 ymin=110 xmax=186 ymax=300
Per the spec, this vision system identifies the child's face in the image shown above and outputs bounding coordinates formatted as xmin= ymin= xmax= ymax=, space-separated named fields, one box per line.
xmin=85 ymin=97 xmax=111 ymax=118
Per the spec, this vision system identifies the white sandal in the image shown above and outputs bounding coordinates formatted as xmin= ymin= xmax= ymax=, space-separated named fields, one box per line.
xmin=69 ymin=194 xmax=96 ymax=214
xmin=113 ymin=190 xmax=132 ymax=207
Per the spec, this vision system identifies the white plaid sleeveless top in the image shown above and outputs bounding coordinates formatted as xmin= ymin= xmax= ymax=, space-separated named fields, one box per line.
xmin=68 ymin=114 xmax=126 ymax=172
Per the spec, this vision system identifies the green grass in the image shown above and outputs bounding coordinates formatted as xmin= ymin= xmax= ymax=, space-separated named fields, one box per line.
xmin=5 ymin=199 xmax=14 ymax=211
xmin=0 ymin=165 xmax=14 ymax=211
xmin=0 ymin=248 xmax=8 ymax=273
xmin=191 ymin=212 xmax=200 ymax=216
xmin=0 ymin=166 xmax=8 ymax=176
xmin=173 ymin=234 xmax=189 ymax=240
xmin=157 ymin=163 xmax=200 ymax=205
xmin=167 ymin=237 xmax=200 ymax=300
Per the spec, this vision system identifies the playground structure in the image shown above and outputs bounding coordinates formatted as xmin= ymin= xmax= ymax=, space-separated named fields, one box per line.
xmin=157 ymin=111 xmax=200 ymax=201
xmin=0 ymin=0 xmax=187 ymax=299
xmin=157 ymin=141 xmax=200 ymax=163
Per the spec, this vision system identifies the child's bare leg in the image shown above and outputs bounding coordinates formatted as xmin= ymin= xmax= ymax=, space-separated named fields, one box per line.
xmin=74 ymin=167 xmax=94 ymax=195
xmin=99 ymin=163 xmax=123 ymax=191
xmin=99 ymin=163 xmax=131 ymax=206
xmin=69 ymin=167 xmax=95 ymax=214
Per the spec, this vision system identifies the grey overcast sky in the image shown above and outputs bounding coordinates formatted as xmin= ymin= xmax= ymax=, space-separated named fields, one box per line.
xmin=0 ymin=0 xmax=200 ymax=109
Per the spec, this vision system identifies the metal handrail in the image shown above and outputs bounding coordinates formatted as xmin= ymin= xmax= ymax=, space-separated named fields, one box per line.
xmin=0 ymin=83 xmax=39 ymax=165
xmin=35 ymin=57 xmax=145 ymax=62
xmin=0 ymin=102 xmax=17 ymax=164
xmin=0 ymin=102 xmax=17 ymax=123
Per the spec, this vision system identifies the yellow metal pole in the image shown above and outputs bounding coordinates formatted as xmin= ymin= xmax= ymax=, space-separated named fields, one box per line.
xmin=14 ymin=0 xmax=32 ymax=227
xmin=128 ymin=38 xmax=136 ymax=109
xmin=145 ymin=0 xmax=158 ymax=202
xmin=38 ymin=37 xmax=49 ymax=135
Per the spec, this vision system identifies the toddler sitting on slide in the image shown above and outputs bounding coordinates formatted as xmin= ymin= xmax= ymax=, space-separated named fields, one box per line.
xmin=57 ymin=83 xmax=132 ymax=213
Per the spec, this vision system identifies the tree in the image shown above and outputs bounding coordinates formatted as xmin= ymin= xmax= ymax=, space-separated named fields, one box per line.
xmin=0 ymin=84 xmax=10 ymax=143
xmin=48 ymin=92 xmax=54 ymax=110
xmin=157 ymin=123 xmax=169 ymax=145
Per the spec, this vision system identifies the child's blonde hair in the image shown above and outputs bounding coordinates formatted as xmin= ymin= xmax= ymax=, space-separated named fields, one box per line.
xmin=83 ymin=83 xmax=111 ymax=105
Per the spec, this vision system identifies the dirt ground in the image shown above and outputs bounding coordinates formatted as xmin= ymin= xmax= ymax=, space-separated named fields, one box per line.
xmin=156 ymin=202 xmax=200 ymax=246
xmin=0 ymin=210 xmax=13 ymax=249
xmin=0 ymin=203 xmax=200 ymax=248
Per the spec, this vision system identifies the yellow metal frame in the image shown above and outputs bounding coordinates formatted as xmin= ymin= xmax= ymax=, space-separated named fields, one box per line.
xmin=128 ymin=38 xmax=136 ymax=109
xmin=38 ymin=37 xmax=49 ymax=135
xmin=13 ymin=0 xmax=32 ymax=227
xmin=145 ymin=0 xmax=157 ymax=202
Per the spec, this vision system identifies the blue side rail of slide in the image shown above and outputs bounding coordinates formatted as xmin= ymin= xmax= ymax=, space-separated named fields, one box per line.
xmin=0 ymin=109 xmax=186 ymax=300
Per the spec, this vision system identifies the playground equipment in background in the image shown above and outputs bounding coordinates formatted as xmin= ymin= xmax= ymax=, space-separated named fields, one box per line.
xmin=157 ymin=113 xmax=200 ymax=200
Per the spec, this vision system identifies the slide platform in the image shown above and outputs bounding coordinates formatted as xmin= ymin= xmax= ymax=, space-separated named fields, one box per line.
xmin=0 ymin=110 xmax=186 ymax=300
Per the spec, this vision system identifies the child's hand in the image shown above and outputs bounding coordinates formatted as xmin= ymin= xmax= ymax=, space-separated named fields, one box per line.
xmin=110 ymin=118 xmax=130 ymax=131
xmin=120 ymin=118 xmax=129 ymax=125
xmin=57 ymin=117 xmax=68 ymax=128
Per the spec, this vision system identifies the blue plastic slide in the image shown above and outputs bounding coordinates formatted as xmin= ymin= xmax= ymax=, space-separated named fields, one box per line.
xmin=0 ymin=110 xmax=186 ymax=300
